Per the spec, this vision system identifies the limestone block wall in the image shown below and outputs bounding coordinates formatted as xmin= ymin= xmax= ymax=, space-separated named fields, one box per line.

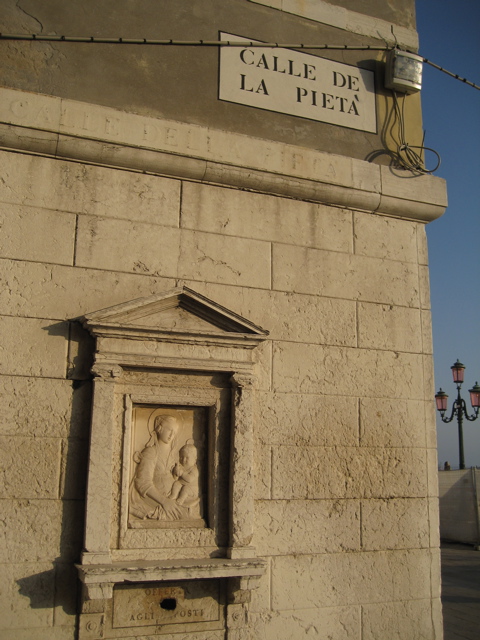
xmin=0 ymin=0 xmax=447 ymax=634
xmin=0 ymin=128 xmax=443 ymax=638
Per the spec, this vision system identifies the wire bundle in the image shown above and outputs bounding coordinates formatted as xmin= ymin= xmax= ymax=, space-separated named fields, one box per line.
xmin=392 ymin=92 xmax=441 ymax=173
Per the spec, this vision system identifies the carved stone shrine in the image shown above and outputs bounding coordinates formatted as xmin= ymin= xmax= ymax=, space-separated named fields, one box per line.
xmin=76 ymin=286 xmax=268 ymax=638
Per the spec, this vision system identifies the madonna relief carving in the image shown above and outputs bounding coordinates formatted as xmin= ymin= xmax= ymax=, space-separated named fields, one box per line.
xmin=129 ymin=407 xmax=205 ymax=527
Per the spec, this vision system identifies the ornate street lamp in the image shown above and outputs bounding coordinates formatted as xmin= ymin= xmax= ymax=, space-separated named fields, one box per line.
xmin=435 ymin=360 xmax=480 ymax=469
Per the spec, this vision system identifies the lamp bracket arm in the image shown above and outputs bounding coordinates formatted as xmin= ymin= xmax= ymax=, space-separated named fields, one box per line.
xmin=464 ymin=407 xmax=480 ymax=422
xmin=439 ymin=403 xmax=456 ymax=423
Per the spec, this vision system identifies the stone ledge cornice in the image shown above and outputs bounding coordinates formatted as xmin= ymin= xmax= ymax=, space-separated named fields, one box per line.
xmin=0 ymin=87 xmax=447 ymax=223
xmin=77 ymin=557 xmax=267 ymax=600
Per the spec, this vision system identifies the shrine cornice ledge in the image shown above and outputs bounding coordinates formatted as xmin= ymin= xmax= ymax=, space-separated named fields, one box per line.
xmin=77 ymin=557 xmax=267 ymax=600
xmin=0 ymin=87 xmax=447 ymax=223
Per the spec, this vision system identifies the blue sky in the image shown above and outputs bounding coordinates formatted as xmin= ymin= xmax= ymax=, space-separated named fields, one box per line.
xmin=416 ymin=0 xmax=480 ymax=467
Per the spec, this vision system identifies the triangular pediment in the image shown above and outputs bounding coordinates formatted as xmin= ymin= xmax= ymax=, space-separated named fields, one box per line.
xmin=81 ymin=286 xmax=268 ymax=340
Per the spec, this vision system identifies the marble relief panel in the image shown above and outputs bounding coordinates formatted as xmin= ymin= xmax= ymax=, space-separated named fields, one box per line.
xmin=128 ymin=405 xmax=207 ymax=529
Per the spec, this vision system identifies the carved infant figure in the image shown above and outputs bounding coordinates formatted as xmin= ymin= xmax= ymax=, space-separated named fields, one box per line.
xmin=169 ymin=439 xmax=200 ymax=508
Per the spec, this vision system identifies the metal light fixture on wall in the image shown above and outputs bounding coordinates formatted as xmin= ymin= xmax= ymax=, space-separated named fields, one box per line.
xmin=435 ymin=360 xmax=480 ymax=470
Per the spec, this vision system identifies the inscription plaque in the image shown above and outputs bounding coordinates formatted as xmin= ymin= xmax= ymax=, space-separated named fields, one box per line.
xmin=219 ymin=32 xmax=377 ymax=133
xmin=112 ymin=580 xmax=221 ymax=629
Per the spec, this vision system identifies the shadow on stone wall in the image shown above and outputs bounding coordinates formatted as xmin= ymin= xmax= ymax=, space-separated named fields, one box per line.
xmin=16 ymin=321 xmax=95 ymax=620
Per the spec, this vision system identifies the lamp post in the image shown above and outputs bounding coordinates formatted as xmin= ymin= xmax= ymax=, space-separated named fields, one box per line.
xmin=435 ymin=360 xmax=480 ymax=470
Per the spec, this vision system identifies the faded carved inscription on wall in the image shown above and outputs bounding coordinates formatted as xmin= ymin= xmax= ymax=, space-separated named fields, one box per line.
xmin=129 ymin=406 xmax=207 ymax=528
xmin=112 ymin=580 xmax=221 ymax=629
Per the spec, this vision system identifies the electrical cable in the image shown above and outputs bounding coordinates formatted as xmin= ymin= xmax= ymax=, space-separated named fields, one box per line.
xmin=392 ymin=91 xmax=441 ymax=173
xmin=0 ymin=33 xmax=478 ymax=90
xmin=422 ymin=57 xmax=480 ymax=91
xmin=0 ymin=34 xmax=388 ymax=50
